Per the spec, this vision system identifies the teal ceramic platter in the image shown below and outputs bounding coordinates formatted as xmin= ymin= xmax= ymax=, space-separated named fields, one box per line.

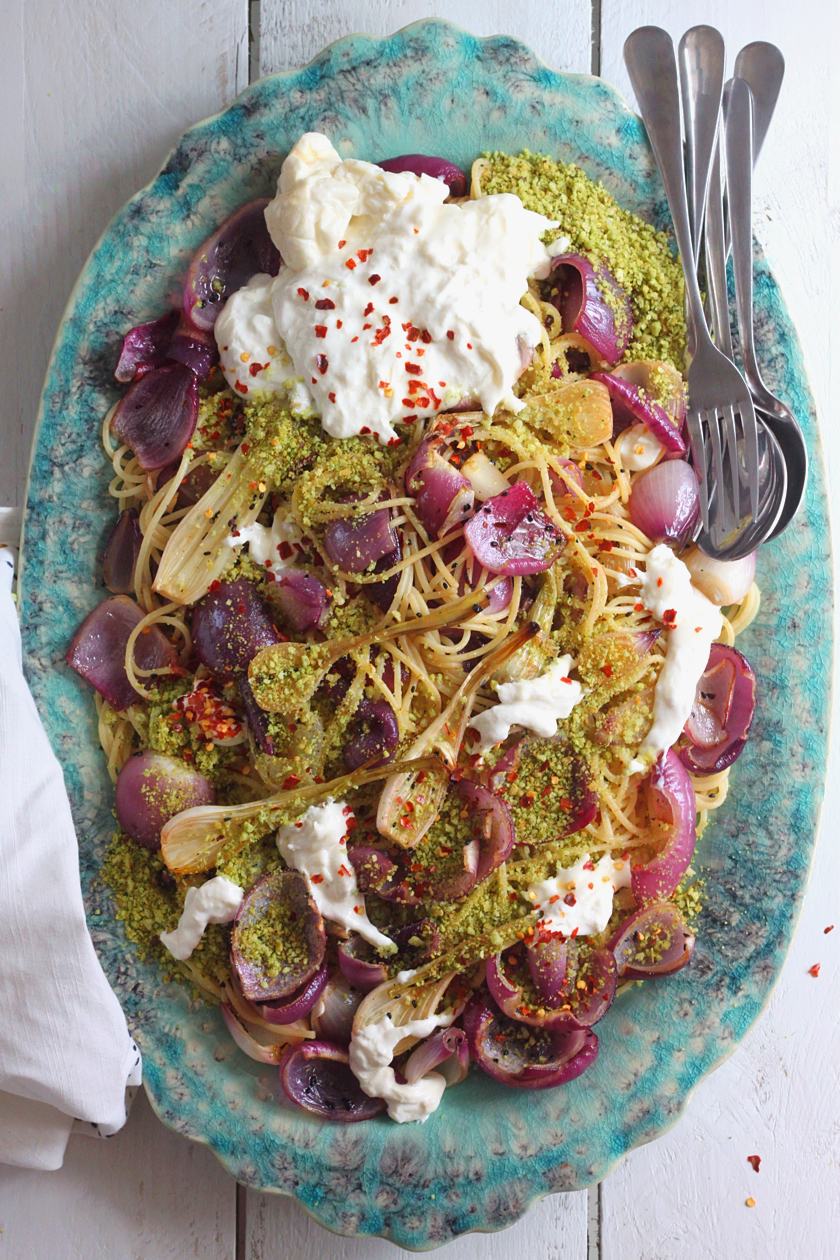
xmin=19 ymin=19 xmax=832 ymax=1249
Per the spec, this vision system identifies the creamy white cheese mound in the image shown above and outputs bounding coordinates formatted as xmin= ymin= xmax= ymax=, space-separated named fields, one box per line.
xmin=631 ymin=543 xmax=724 ymax=772
xmin=528 ymin=853 xmax=632 ymax=938
xmin=224 ymin=506 xmax=303 ymax=570
xmin=213 ymin=274 xmax=299 ymax=397
xmin=159 ymin=875 xmax=244 ymax=961
xmin=614 ymin=422 xmax=664 ymax=471
xmin=215 ymin=132 xmax=569 ymax=442
xmin=349 ymin=1010 xmax=456 ymax=1123
xmin=276 ymin=799 xmax=393 ymax=950
xmin=470 ymin=654 xmax=585 ymax=752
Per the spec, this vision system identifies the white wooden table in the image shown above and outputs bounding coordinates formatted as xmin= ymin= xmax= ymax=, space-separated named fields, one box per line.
xmin=2 ymin=1 xmax=838 ymax=1255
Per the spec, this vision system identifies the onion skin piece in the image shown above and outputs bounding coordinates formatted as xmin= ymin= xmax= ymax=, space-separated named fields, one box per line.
xmin=463 ymin=994 xmax=599 ymax=1089
xmin=110 ymin=362 xmax=199 ymax=471
xmin=403 ymin=1027 xmax=468 ymax=1085
xmin=629 ymin=460 xmax=699 ymax=546
xmin=184 ymin=198 xmax=282 ymax=331
xmin=464 ymin=481 xmax=565 ymax=576
xmin=680 ymin=644 xmax=756 ymax=774
xmin=271 ymin=570 xmax=330 ymax=633
xmin=633 ymin=750 xmax=697 ymax=906
xmin=377 ymin=154 xmax=468 ymax=197
xmin=279 ymin=1040 xmax=386 ymax=1121
xmin=102 ymin=508 xmax=142 ymax=595
xmin=609 ymin=903 xmax=695 ymax=978
xmin=406 ymin=437 xmax=475 ymax=539
xmin=454 ymin=778 xmax=515 ymax=884
xmin=66 ymin=594 xmax=178 ymax=710
xmin=311 ymin=973 xmax=365 ymax=1045
xmin=220 ymin=1003 xmax=287 ymax=1064
xmin=231 ymin=870 xmax=326 ymax=1003
xmin=548 ymin=253 xmax=632 ymax=366
xmin=115 ymin=750 xmax=215 ymax=849
xmin=114 ymin=309 xmax=180 ymax=382
xmin=486 ymin=944 xmax=616 ymax=1031
xmin=337 ymin=936 xmax=390 ymax=991
xmin=592 ymin=367 xmax=686 ymax=455
xmin=324 ymin=499 xmax=398 ymax=571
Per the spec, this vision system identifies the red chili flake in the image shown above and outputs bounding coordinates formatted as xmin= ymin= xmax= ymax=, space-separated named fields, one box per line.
xmin=825 ymin=925 xmax=835 ymax=933
xmin=248 ymin=361 xmax=268 ymax=377
xmin=401 ymin=398 xmax=413 ymax=407
xmin=583 ymin=860 xmax=595 ymax=871
xmin=564 ymin=893 xmax=577 ymax=906
xmin=574 ymin=520 xmax=591 ymax=532
xmin=345 ymin=816 xmax=358 ymax=832
xmin=182 ymin=749 xmax=194 ymax=762
xmin=316 ymin=354 xmax=328 ymax=374
xmin=362 ymin=323 xmax=372 ymax=330
xmin=634 ymin=602 xmax=644 ymax=612
xmin=570 ymin=927 xmax=579 ymax=939
xmin=297 ymin=287 xmax=309 ymax=300
xmin=405 ymin=363 xmax=422 ymax=375
xmin=237 ymin=601 xmax=246 ymax=614
xmin=328 ymin=391 xmax=336 ymax=403
xmin=601 ymin=664 xmax=613 ymax=678
xmin=234 ymin=380 xmax=248 ymax=394
xmin=208 ymin=580 xmax=221 ymax=592
xmin=663 ymin=608 xmax=677 ymax=626
xmin=467 ymin=343 xmax=473 ymax=349
xmin=278 ymin=541 xmax=294 ymax=560
xmin=421 ymin=329 xmax=432 ymax=344
xmin=315 ymin=298 xmax=335 ymax=310
xmin=446 ymin=330 xmax=455 ymax=340
xmin=282 ymin=774 xmax=301 ymax=790
xmin=351 ymin=336 xmax=359 ymax=343
xmin=315 ymin=325 xmax=328 ymax=339
xmin=372 ymin=320 xmax=392 ymax=346
xmin=357 ymin=248 xmax=372 ymax=261
xmin=345 ymin=259 xmax=357 ymax=270
xmin=336 ymin=319 xmax=342 ymax=328
xmin=541 ymin=783 xmax=552 ymax=799
xmin=509 ymin=891 xmax=518 ymax=902
xmin=337 ymin=864 xmax=352 ymax=877
xmin=337 ymin=239 xmax=346 ymax=248
xmin=559 ymin=797 xmax=572 ymax=812
xmin=809 ymin=963 xmax=821 ymax=977
xmin=359 ymin=425 xmax=370 ymax=435
xmin=747 ymin=1155 xmax=761 ymax=1173
xmin=364 ymin=302 xmax=375 ymax=317
xmin=657 ymin=577 xmax=663 ymax=587
xmin=310 ymin=873 xmax=324 ymax=884
xmin=369 ymin=274 xmax=381 ymax=285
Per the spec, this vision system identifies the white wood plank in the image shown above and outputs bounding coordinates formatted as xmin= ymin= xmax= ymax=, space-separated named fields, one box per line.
xmin=258 ymin=0 xmax=593 ymax=77
xmin=0 ymin=1090 xmax=236 ymax=1258
xmin=245 ymin=1183 xmax=588 ymax=1259
xmin=0 ymin=0 xmax=249 ymax=510
xmin=248 ymin=4 xmax=594 ymax=1250
xmin=599 ymin=3 xmax=840 ymax=1256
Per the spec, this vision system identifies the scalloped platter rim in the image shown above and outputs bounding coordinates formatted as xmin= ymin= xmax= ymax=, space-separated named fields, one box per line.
xmin=18 ymin=18 xmax=832 ymax=1251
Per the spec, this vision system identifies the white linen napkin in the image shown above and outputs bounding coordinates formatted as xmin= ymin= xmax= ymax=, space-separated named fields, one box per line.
xmin=0 ymin=548 xmax=141 ymax=1170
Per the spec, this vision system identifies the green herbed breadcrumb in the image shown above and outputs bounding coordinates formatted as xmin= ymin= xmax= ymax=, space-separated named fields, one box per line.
xmin=234 ymin=887 xmax=311 ymax=985
xmin=479 ymin=150 xmax=687 ymax=367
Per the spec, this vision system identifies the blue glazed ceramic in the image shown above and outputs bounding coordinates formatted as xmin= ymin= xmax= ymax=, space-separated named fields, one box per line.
xmin=19 ymin=19 xmax=832 ymax=1249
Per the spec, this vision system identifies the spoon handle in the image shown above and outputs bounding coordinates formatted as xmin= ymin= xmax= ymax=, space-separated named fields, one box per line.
xmin=624 ymin=26 xmax=710 ymax=350
xmin=724 ymin=78 xmax=760 ymax=391
xmin=678 ymin=25 xmax=725 ymax=263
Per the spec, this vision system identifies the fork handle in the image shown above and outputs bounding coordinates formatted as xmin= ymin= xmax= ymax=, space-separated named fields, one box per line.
xmin=624 ymin=27 xmax=711 ymax=350
xmin=724 ymin=78 xmax=761 ymax=390
xmin=678 ymin=25 xmax=725 ymax=263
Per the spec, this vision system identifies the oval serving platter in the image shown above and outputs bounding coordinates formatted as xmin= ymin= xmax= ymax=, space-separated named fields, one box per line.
xmin=19 ymin=19 xmax=832 ymax=1250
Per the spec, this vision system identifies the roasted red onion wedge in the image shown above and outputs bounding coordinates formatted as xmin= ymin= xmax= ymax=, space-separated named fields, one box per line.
xmin=458 ymin=552 xmax=513 ymax=613
xmin=592 ymin=362 xmax=686 ymax=454
xmin=391 ymin=918 xmax=442 ymax=967
xmin=486 ymin=941 xmax=616 ymax=1030
xmin=271 ymin=570 xmax=330 ymax=633
xmin=633 ymin=750 xmax=697 ymax=906
xmin=184 ymin=199 xmax=282 ymax=331
xmin=377 ymin=154 xmax=468 ymax=197
xmin=463 ymin=994 xmax=599 ymax=1089
xmin=102 ymin=508 xmax=142 ymax=595
xmin=279 ymin=1040 xmax=386 ymax=1121
xmin=115 ymin=750 xmax=215 ymax=849
xmin=337 ymin=936 xmax=390 ymax=991
xmin=610 ymin=902 xmax=695 ymax=978
xmin=192 ymin=578 xmax=283 ymax=754
xmin=66 ymin=594 xmax=178 ymax=710
xmin=167 ymin=315 xmax=219 ymax=380
xmin=453 ymin=778 xmax=515 ymax=883
xmin=347 ymin=845 xmax=421 ymax=906
xmin=258 ymin=961 xmax=330 ymax=1025
xmin=681 ymin=644 xmax=756 ymax=774
xmin=406 ymin=437 xmax=475 ymax=538
xmin=548 ymin=253 xmax=632 ymax=366
xmin=629 ymin=460 xmax=699 ymax=545
xmin=464 ymin=481 xmax=565 ymax=576
xmin=110 ymin=362 xmax=199 ymax=470
xmin=231 ymin=870 xmax=326 ymax=1003
xmin=114 ymin=309 xmax=180 ymax=382
xmin=344 ymin=699 xmax=400 ymax=772
xmin=324 ymin=498 xmax=398 ymax=571
xmin=157 ymin=459 xmax=219 ymax=510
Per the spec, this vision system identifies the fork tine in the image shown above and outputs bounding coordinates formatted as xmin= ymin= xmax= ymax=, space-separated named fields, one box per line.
xmin=706 ymin=407 xmax=732 ymax=533
xmin=740 ymin=399 xmax=761 ymax=521
xmin=722 ymin=403 xmax=741 ymax=524
xmin=685 ymin=410 xmax=711 ymax=531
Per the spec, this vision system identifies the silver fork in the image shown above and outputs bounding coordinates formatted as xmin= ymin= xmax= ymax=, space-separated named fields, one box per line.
xmin=625 ymin=27 xmax=761 ymax=553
